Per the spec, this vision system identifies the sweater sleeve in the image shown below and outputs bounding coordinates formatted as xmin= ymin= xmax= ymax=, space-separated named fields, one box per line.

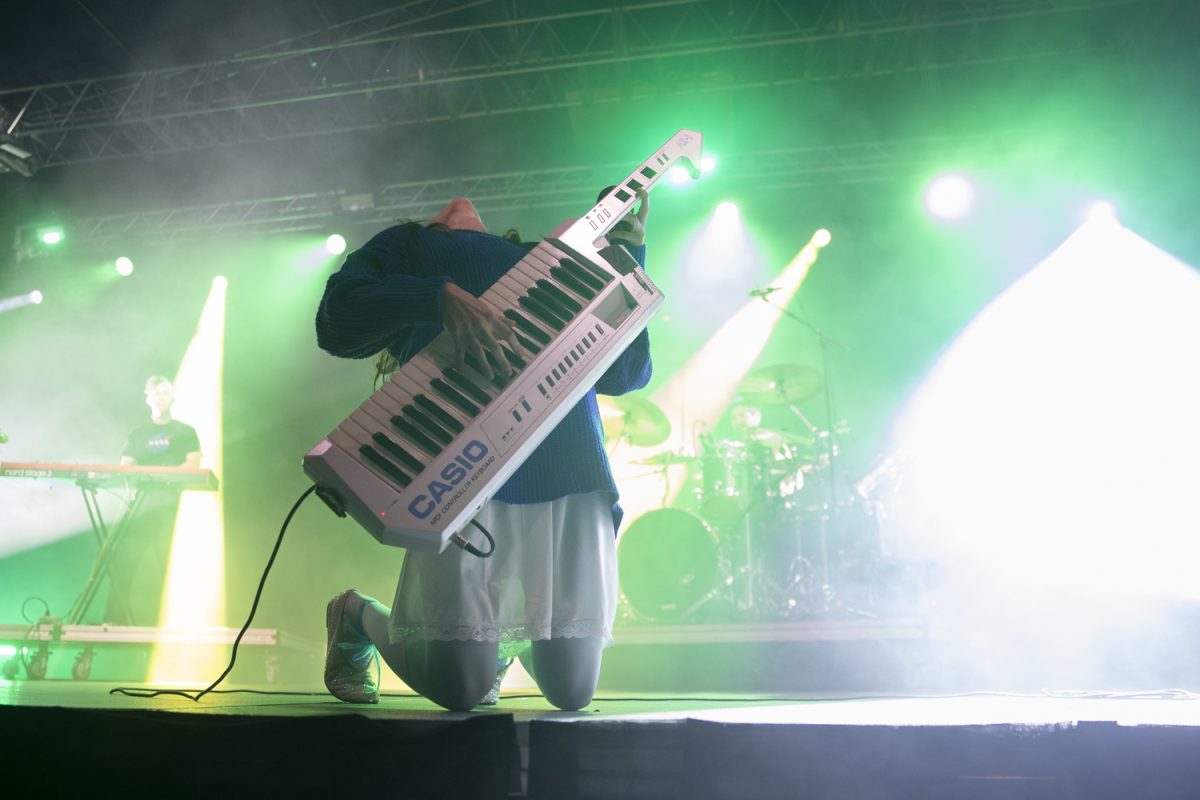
xmin=594 ymin=243 xmax=653 ymax=396
xmin=315 ymin=227 xmax=451 ymax=359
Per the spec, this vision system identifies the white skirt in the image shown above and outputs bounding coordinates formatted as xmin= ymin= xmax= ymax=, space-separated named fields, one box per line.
xmin=388 ymin=492 xmax=618 ymax=659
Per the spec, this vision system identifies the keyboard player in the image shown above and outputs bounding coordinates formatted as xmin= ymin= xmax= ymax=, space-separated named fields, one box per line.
xmin=104 ymin=375 xmax=202 ymax=626
xmin=316 ymin=189 xmax=652 ymax=711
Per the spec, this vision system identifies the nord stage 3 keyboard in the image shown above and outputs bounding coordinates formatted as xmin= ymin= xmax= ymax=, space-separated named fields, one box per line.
xmin=304 ymin=129 xmax=702 ymax=552
xmin=0 ymin=462 xmax=218 ymax=490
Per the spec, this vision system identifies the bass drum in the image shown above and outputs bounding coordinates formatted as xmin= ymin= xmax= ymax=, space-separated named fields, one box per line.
xmin=618 ymin=509 xmax=722 ymax=622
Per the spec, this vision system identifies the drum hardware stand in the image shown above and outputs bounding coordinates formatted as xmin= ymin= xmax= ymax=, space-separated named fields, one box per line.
xmin=712 ymin=496 xmax=769 ymax=616
xmin=753 ymin=294 xmax=851 ymax=614
xmin=751 ymin=293 xmax=848 ymax=508
xmin=678 ymin=574 xmax=735 ymax=621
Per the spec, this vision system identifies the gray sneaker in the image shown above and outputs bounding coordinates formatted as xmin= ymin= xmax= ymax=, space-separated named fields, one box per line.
xmin=324 ymin=589 xmax=379 ymax=704
xmin=479 ymin=658 xmax=514 ymax=706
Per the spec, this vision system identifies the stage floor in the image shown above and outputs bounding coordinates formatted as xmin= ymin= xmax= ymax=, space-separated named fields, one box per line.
xmin=5 ymin=678 xmax=1200 ymax=727
xmin=6 ymin=678 xmax=1200 ymax=799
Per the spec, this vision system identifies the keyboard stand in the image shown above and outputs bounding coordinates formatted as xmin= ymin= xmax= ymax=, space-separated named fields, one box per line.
xmin=64 ymin=481 xmax=145 ymax=626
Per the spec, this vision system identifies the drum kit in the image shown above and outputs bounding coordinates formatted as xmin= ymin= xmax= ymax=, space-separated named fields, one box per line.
xmin=610 ymin=364 xmax=890 ymax=625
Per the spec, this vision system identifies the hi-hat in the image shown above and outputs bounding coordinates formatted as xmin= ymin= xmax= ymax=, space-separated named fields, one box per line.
xmin=598 ymin=395 xmax=671 ymax=447
xmin=737 ymin=364 xmax=823 ymax=405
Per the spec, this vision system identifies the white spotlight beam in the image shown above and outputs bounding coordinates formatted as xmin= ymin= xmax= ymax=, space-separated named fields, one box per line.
xmin=891 ymin=217 xmax=1200 ymax=601
xmin=0 ymin=291 xmax=43 ymax=314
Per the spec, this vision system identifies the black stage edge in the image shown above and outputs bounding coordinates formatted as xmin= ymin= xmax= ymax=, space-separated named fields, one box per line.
xmin=529 ymin=718 xmax=1200 ymax=800
xmin=5 ymin=690 xmax=1200 ymax=798
xmin=0 ymin=704 xmax=516 ymax=798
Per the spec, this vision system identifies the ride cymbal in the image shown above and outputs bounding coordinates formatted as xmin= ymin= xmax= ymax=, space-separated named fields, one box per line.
xmin=598 ymin=395 xmax=671 ymax=447
xmin=737 ymin=364 xmax=823 ymax=405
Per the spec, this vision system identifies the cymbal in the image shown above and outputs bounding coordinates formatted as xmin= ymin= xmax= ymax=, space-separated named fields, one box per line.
xmin=599 ymin=395 xmax=671 ymax=447
xmin=737 ymin=364 xmax=823 ymax=405
xmin=632 ymin=451 xmax=700 ymax=467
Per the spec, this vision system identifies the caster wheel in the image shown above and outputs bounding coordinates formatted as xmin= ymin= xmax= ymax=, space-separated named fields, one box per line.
xmin=26 ymin=651 xmax=48 ymax=680
xmin=71 ymin=654 xmax=93 ymax=681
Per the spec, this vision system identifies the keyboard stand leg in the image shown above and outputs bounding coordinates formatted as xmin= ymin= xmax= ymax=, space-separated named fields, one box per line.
xmin=65 ymin=487 xmax=144 ymax=626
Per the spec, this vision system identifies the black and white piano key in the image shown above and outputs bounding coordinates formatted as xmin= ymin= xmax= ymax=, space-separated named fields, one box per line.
xmin=401 ymin=349 xmax=498 ymax=409
xmin=352 ymin=402 xmax=437 ymax=464
xmin=486 ymin=283 xmax=556 ymax=345
xmin=521 ymin=291 xmax=570 ymax=330
xmin=497 ymin=280 xmax=571 ymax=336
xmin=429 ymin=377 xmax=483 ymax=416
xmin=511 ymin=267 xmax=581 ymax=323
xmin=510 ymin=258 xmax=588 ymax=309
xmin=330 ymin=420 xmax=416 ymax=490
xmin=386 ymin=371 xmax=474 ymax=431
xmin=442 ymin=366 xmax=493 ymax=406
xmin=520 ymin=251 xmax=598 ymax=303
xmin=391 ymin=370 xmax=475 ymax=435
xmin=372 ymin=378 xmax=461 ymax=448
xmin=386 ymin=413 xmax=443 ymax=457
xmin=539 ymin=242 xmax=615 ymax=288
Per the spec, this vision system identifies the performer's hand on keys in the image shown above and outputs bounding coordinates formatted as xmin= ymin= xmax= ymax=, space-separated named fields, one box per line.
xmin=441 ymin=282 xmax=521 ymax=379
xmin=609 ymin=188 xmax=649 ymax=247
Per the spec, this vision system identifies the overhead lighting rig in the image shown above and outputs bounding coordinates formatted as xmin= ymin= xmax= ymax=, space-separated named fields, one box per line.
xmin=0 ymin=103 xmax=38 ymax=178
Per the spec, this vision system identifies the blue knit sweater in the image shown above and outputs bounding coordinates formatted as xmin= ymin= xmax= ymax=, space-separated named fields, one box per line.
xmin=315 ymin=224 xmax=652 ymax=529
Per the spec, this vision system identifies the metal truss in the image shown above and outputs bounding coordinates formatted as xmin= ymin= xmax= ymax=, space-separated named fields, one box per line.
xmin=0 ymin=0 xmax=1153 ymax=169
xmin=12 ymin=135 xmax=963 ymax=253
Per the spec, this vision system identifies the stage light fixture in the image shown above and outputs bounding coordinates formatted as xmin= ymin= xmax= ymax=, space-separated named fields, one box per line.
xmin=700 ymin=155 xmax=718 ymax=174
xmin=325 ymin=234 xmax=347 ymax=255
xmin=115 ymin=256 xmax=134 ymax=276
xmin=812 ymin=228 xmax=832 ymax=248
xmin=923 ymin=173 xmax=975 ymax=220
xmin=1085 ymin=201 xmax=1117 ymax=225
xmin=37 ymin=226 xmax=64 ymax=245
xmin=714 ymin=201 xmax=740 ymax=224
xmin=30 ymin=290 xmax=42 ymax=304
xmin=0 ymin=135 xmax=37 ymax=178
xmin=668 ymin=166 xmax=693 ymax=185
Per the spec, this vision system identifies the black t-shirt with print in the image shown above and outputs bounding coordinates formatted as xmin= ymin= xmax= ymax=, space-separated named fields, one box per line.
xmin=123 ymin=419 xmax=200 ymax=467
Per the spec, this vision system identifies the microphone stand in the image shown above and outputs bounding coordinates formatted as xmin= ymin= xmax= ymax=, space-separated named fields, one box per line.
xmin=753 ymin=294 xmax=850 ymax=611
